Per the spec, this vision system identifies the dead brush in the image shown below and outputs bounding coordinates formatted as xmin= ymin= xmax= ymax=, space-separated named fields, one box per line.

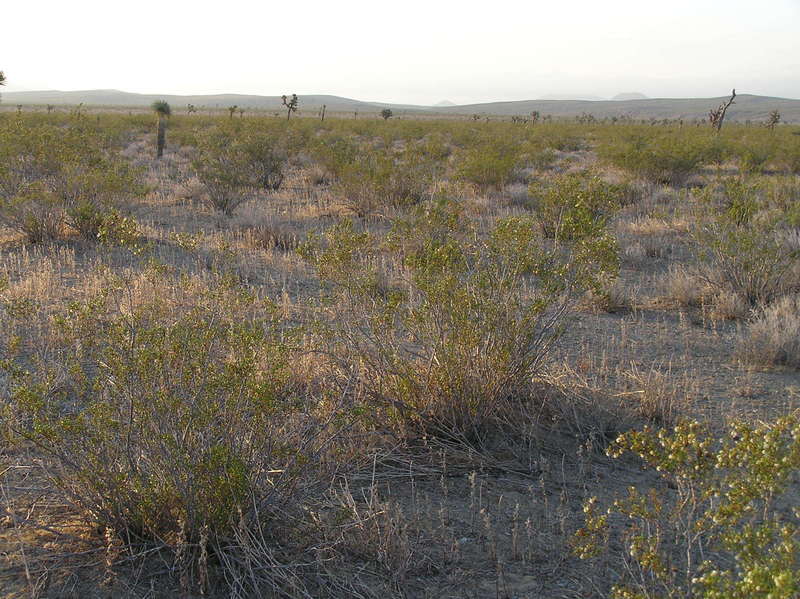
xmin=580 ymin=277 xmax=631 ymax=313
xmin=240 ymin=223 xmax=302 ymax=253
xmin=615 ymin=362 xmax=686 ymax=425
xmin=661 ymin=265 xmax=712 ymax=308
xmin=738 ymin=293 xmax=800 ymax=369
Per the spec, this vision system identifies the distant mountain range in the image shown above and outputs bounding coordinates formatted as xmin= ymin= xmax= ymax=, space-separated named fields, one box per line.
xmin=3 ymin=89 xmax=799 ymax=122
xmin=612 ymin=92 xmax=648 ymax=101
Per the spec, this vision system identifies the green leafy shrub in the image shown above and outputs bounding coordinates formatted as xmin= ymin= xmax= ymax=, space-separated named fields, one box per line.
xmin=775 ymin=136 xmax=800 ymax=174
xmin=301 ymin=198 xmax=617 ymax=441
xmin=599 ymin=131 xmax=712 ymax=185
xmin=5 ymin=279 xmax=345 ymax=546
xmin=575 ymin=416 xmax=800 ymax=599
xmin=455 ymin=135 xmax=521 ymax=189
xmin=193 ymin=126 xmax=289 ymax=215
xmin=0 ymin=119 xmax=139 ymax=241
xmin=731 ymin=137 xmax=774 ymax=174
xmin=531 ymin=172 xmax=624 ymax=240
xmin=695 ymin=221 xmax=800 ymax=308
xmin=320 ymin=139 xmax=443 ymax=217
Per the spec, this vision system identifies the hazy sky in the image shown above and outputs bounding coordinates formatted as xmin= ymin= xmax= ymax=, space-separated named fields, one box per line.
xmin=3 ymin=0 xmax=799 ymax=104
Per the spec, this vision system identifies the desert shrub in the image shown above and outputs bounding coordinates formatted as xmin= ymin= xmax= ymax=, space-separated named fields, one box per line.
xmin=96 ymin=209 xmax=147 ymax=251
xmin=193 ymin=127 xmax=289 ymax=215
xmin=598 ymin=132 xmax=712 ymax=185
xmin=301 ymin=198 xmax=618 ymax=441
xmin=695 ymin=221 xmax=800 ymax=308
xmin=3 ymin=278 xmax=351 ymax=548
xmin=528 ymin=146 xmax=558 ymax=171
xmin=712 ymin=177 xmax=762 ymax=226
xmin=729 ymin=137 xmax=774 ymax=174
xmin=0 ymin=182 xmax=63 ymax=242
xmin=454 ymin=135 xmax=521 ymax=189
xmin=531 ymin=172 xmax=624 ymax=240
xmin=327 ymin=140 xmax=443 ymax=217
xmin=576 ymin=416 xmax=800 ymax=599
xmin=738 ymin=293 xmax=800 ymax=368
xmin=59 ymin=161 xmax=142 ymax=239
xmin=774 ymin=135 xmax=800 ymax=174
xmin=0 ymin=119 xmax=138 ymax=241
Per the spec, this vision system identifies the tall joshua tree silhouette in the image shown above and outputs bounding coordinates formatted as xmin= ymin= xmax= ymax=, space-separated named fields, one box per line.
xmin=0 ymin=71 xmax=6 ymax=104
xmin=709 ymin=89 xmax=736 ymax=132
xmin=282 ymin=94 xmax=298 ymax=121
xmin=152 ymin=100 xmax=171 ymax=159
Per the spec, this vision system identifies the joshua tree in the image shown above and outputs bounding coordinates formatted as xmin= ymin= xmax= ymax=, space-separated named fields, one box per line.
xmin=47 ymin=104 xmax=55 ymax=114
xmin=0 ymin=70 xmax=5 ymax=104
xmin=320 ymin=104 xmax=326 ymax=121
xmin=766 ymin=109 xmax=781 ymax=131
xmin=281 ymin=94 xmax=298 ymax=120
xmin=709 ymin=89 xmax=736 ymax=132
xmin=228 ymin=105 xmax=238 ymax=119
xmin=238 ymin=107 xmax=245 ymax=118
xmin=530 ymin=110 xmax=540 ymax=125
xmin=187 ymin=104 xmax=197 ymax=115
xmin=380 ymin=108 xmax=393 ymax=120
xmin=16 ymin=104 xmax=22 ymax=115
xmin=152 ymin=100 xmax=171 ymax=159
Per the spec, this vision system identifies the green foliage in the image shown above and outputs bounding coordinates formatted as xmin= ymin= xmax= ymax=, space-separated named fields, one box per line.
xmin=380 ymin=108 xmax=393 ymax=120
xmin=455 ymin=134 xmax=521 ymax=189
xmin=728 ymin=135 xmax=774 ymax=174
xmin=0 ymin=119 xmax=140 ymax=242
xmin=531 ymin=172 xmax=624 ymax=241
xmin=301 ymin=198 xmax=617 ymax=440
xmin=599 ymin=130 xmax=713 ymax=185
xmin=775 ymin=135 xmax=800 ymax=174
xmin=192 ymin=125 xmax=289 ymax=215
xmin=151 ymin=100 xmax=171 ymax=117
xmin=576 ymin=416 xmax=800 ymax=599
xmin=4 ymin=277 xmax=335 ymax=543
xmin=318 ymin=137 xmax=444 ymax=217
xmin=695 ymin=217 xmax=800 ymax=308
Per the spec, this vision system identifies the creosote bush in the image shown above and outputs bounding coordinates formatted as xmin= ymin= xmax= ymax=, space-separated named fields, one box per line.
xmin=598 ymin=130 xmax=714 ymax=186
xmin=531 ymin=171 xmax=624 ymax=240
xmin=314 ymin=136 xmax=444 ymax=217
xmin=694 ymin=220 xmax=800 ymax=309
xmin=455 ymin=134 xmax=521 ymax=189
xmin=300 ymin=198 xmax=618 ymax=441
xmin=575 ymin=415 xmax=800 ymax=599
xmin=0 ymin=119 xmax=140 ymax=242
xmin=193 ymin=125 xmax=289 ymax=215
xmin=3 ymin=274 xmax=356 ymax=593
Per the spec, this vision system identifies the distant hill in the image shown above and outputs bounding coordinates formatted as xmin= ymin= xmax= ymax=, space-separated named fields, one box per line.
xmin=434 ymin=100 xmax=457 ymax=107
xmin=436 ymin=94 xmax=800 ymax=122
xmin=538 ymin=93 xmax=605 ymax=101
xmin=3 ymin=89 xmax=800 ymax=122
xmin=612 ymin=92 xmax=648 ymax=101
xmin=0 ymin=89 xmax=430 ymax=113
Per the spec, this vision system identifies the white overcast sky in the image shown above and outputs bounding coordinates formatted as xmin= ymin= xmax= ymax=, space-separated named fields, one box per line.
xmin=2 ymin=0 xmax=799 ymax=104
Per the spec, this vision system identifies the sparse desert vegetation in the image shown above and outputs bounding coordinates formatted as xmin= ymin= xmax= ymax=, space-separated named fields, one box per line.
xmin=1 ymin=108 xmax=800 ymax=599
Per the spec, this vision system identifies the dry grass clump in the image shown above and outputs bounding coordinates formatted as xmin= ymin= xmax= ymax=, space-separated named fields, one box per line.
xmin=661 ymin=265 xmax=710 ymax=307
xmin=240 ymin=222 xmax=303 ymax=253
xmin=617 ymin=363 xmax=687 ymax=425
xmin=738 ymin=293 xmax=800 ymax=368
xmin=580 ymin=277 xmax=631 ymax=313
